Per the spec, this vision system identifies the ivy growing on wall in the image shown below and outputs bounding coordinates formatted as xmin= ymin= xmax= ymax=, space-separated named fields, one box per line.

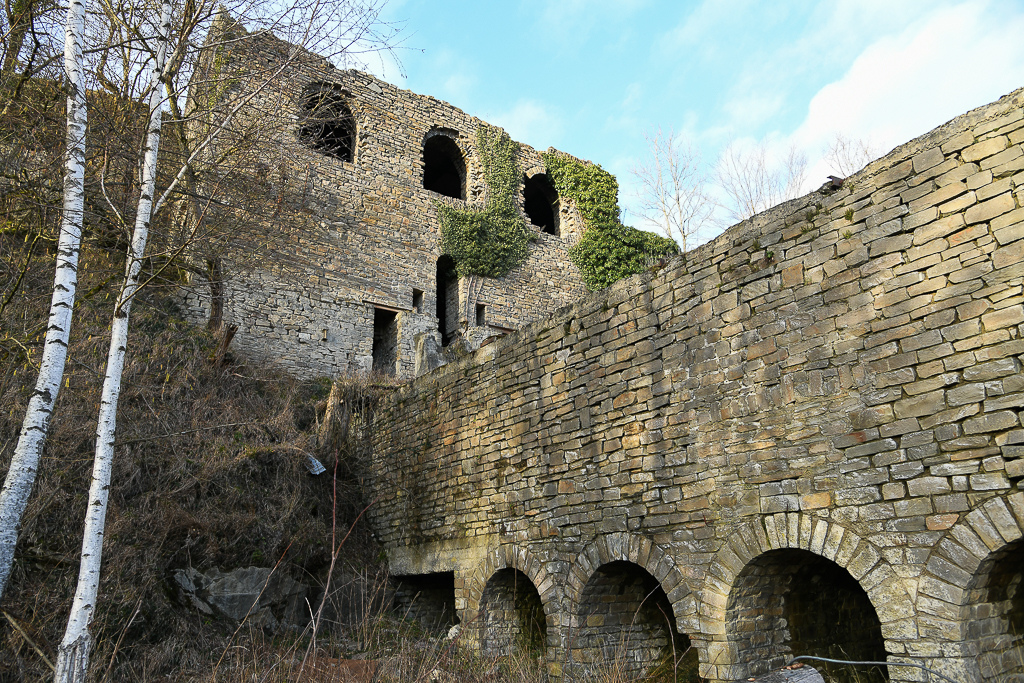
xmin=436 ymin=125 xmax=532 ymax=278
xmin=542 ymin=152 xmax=679 ymax=291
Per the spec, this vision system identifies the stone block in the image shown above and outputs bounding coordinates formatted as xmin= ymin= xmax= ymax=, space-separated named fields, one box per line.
xmin=993 ymin=240 xmax=1024 ymax=269
xmin=926 ymin=514 xmax=959 ymax=530
xmin=970 ymin=473 xmax=1010 ymax=490
xmin=964 ymin=192 xmax=1016 ymax=225
xmin=961 ymin=136 xmax=1008 ymax=163
xmin=981 ymin=305 xmax=1024 ymax=330
xmin=907 ymin=477 xmax=952 ymax=496
xmin=963 ymin=411 xmax=1018 ymax=434
xmin=941 ymin=130 xmax=975 ymax=154
xmin=913 ymin=147 xmax=945 ymax=173
xmin=800 ymin=492 xmax=831 ymax=509
xmin=895 ymin=391 xmax=946 ymax=419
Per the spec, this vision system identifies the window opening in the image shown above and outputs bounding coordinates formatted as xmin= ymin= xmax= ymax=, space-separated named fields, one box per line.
xmin=298 ymin=85 xmax=356 ymax=162
xmin=523 ymin=173 xmax=559 ymax=235
xmin=423 ymin=135 xmax=465 ymax=199
xmin=436 ymin=256 xmax=457 ymax=346
xmin=412 ymin=289 xmax=424 ymax=313
xmin=967 ymin=539 xmax=1024 ymax=681
xmin=371 ymin=307 xmax=398 ymax=376
xmin=475 ymin=303 xmax=486 ymax=327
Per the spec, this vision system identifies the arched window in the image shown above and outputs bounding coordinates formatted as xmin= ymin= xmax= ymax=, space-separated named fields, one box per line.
xmin=423 ymin=134 xmax=466 ymax=199
xmin=523 ymin=173 xmax=559 ymax=235
xmin=298 ymin=85 xmax=356 ymax=162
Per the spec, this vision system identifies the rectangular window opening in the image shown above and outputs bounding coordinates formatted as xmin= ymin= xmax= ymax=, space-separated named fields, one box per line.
xmin=413 ymin=289 xmax=424 ymax=313
xmin=475 ymin=303 xmax=486 ymax=327
xmin=371 ymin=307 xmax=399 ymax=376
xmin=391 ymin=572 xmax=458 ymax=633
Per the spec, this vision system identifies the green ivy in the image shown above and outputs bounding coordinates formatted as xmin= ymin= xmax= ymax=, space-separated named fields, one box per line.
xmin=542 ymin=152 xmax=678 ymax=290
xmin=436 ymin=125 xmax=533 ymax=278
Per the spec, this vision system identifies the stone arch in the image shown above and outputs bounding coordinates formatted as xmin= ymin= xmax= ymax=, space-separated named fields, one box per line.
xmin=701 ymin=513 xmax=914 ymax=683
xmin=915 ymin=492 xmax=1024 ymax=682
xmin=566 ymin=532 xmax=697 ymax=633
xmin=565 ymin=533 xmax=697 ymax=679
xmin=462 ymin=544 xmax=560 ymax=652
xmin=423 ymin=128 xmax=466 ymax=199
xmin=298 ymin=83 xmax=357 ymax=162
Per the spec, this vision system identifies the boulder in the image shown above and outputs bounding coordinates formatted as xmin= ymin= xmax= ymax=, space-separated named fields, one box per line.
xmin=172 ymin=566 xmax=309 ymax=630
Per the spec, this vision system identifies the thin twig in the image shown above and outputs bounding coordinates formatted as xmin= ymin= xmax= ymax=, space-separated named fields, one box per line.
xmin=99 ymin=592 xmax=146 ymax=683
xmin=115 ymin=421 xmax=258 ymax=444
xmin=3 ymin=610 xmax=55 ymax=671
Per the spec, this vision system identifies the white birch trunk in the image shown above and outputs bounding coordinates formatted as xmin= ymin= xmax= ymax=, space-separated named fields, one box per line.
xmin=53 ymin=2 xmax=171 ymax=679
xmin=0 ymin=0 xmax=88 ymax=602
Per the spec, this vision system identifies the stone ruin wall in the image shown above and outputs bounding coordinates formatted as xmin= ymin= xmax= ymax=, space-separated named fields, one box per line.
xmin=365 ymin=87 xmax=1024 ymax=682
xmin=179 ymin=32 xmax=587 ymax=379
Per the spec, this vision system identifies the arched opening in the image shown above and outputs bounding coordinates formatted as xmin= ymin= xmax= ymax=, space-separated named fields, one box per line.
xmin=436 ymin=255 xmax=457 ymax=346
xmin=572 ymin=561 xmax=695 ymax=680
xmin=479 ymin=568 xmax=547 ymax=657
xmin=391 ymin=572 xmax=458 ymax=634
xmin=423 ymin=135 xmax=465 ymax=199
xmin=727 ymin=548 xmax=887 ymax=683
xmin=523 ymin=173 xmax=559 ymax=235
xmin=967 ymin=538 xmax=1024 ymax=681
xmin=298 ymin=85 xmax=356 ymax=162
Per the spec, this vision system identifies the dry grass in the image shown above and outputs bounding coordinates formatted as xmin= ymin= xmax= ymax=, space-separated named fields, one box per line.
xmin=0 ymin=241 xmax=395 ymax=681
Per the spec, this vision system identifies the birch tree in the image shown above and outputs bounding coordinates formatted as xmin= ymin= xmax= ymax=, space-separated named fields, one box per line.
xmin=630 ymin=126 xmax=713 ymax=253
xmin=0 ymin=0 xmax=88 ymax=603
xmin=46 ymin=0 xmax=401 ymax=675
xmin=0 ymin=0 xmax=399 ymax=609
xmin=51 ymin=0 xmax=170 ymax=676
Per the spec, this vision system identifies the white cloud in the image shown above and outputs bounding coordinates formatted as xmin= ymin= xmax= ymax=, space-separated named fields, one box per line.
xmin=792 ymin=0 xmax=1024 ymax=188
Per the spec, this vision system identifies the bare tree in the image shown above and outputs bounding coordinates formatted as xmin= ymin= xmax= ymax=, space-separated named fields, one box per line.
xmin=0 ymin=0 xmax=89 ymax=603
xmin=716 ymin=140 xmax=807 ymax=225
xmin=52 ymin=1 xmax=170 ymax=677
xmin=48 ymin=0 xmax=401 ymax=675
xmin=825 ymin=133 xmax=879 ymax=178
xmin=630 ymin=126 xmax=712 ymax=252
xmin=0 ymin=0 xmax=399 ymax=639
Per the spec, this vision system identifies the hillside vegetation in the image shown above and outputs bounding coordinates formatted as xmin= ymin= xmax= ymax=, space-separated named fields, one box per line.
xmin=0 ymin=233 xmax=394 ymax=679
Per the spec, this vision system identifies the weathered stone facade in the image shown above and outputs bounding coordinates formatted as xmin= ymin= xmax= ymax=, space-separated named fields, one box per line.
xmin=180 ymin=31 xmax=587 ymax=379
xmin=365 ymin=88 xmax=1024 ymax=682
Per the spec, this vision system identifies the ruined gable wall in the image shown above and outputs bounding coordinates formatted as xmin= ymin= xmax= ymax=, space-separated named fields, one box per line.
xmin=366 ymin=88 xmax=1024 ymax=681
xmin=180 ymin=33 xmax=586 ymax=378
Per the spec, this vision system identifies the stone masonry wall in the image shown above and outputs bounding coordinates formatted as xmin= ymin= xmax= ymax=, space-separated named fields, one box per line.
xmin=179 ymin=31 xmax=587 ymax=379
xmin=365 ymin=87 xmax=1024 ymax=681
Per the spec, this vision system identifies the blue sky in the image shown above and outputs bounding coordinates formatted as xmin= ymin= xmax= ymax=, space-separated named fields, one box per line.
xmin=364 ymin=0 xmax=1024 ymax=244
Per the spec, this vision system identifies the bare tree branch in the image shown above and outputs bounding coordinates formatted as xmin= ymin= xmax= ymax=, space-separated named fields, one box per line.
xmin=630 ymin=126 xmax=712 ymax=252
xmin=825 ymin=133 xmax=880 ymax=178
xmin=715 ymin=140 xmax=807 ymax=226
